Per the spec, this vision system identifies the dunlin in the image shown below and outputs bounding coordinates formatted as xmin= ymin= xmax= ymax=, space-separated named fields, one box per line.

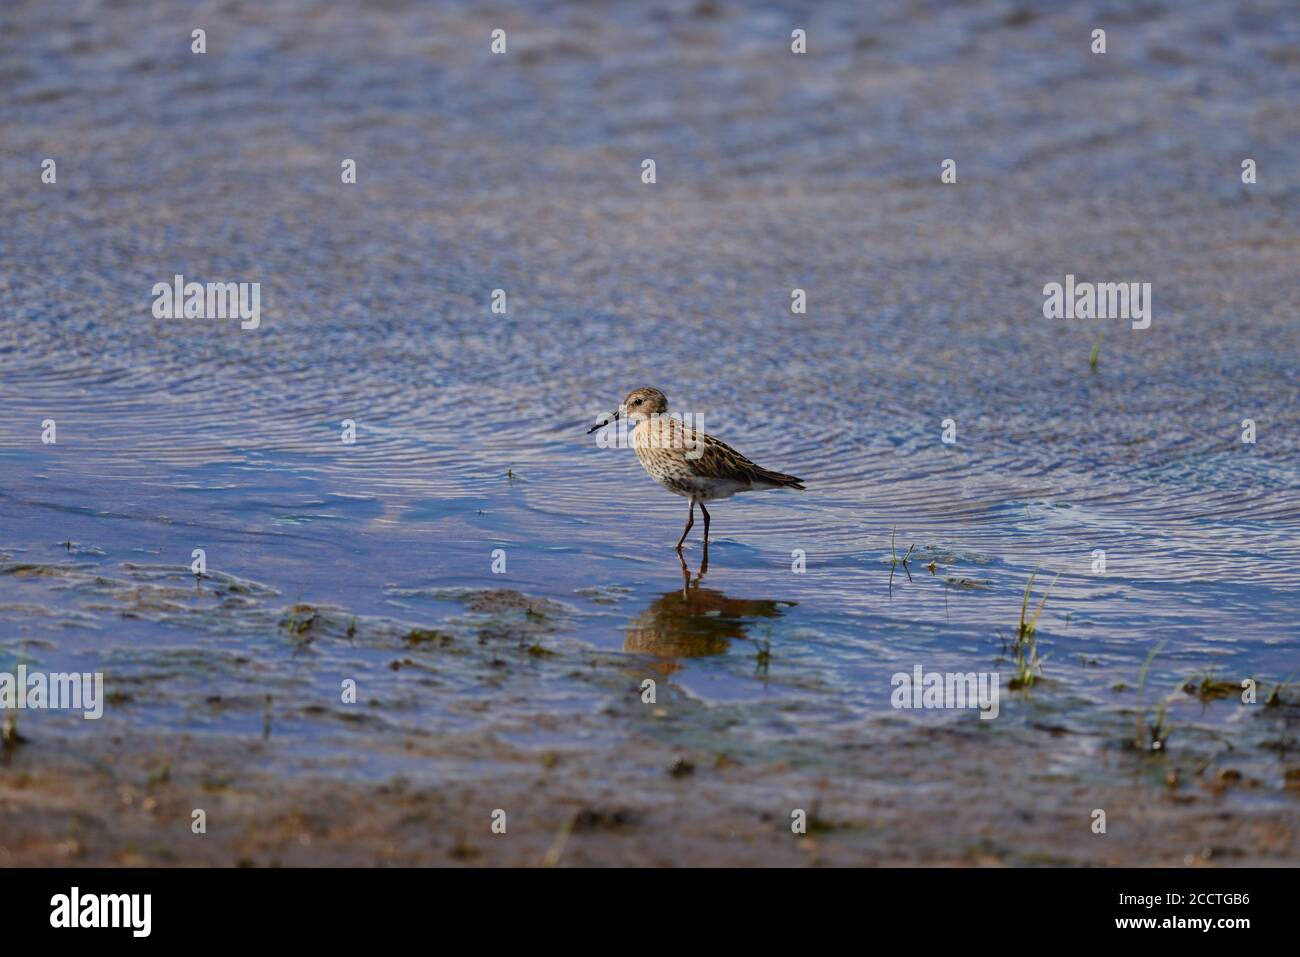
xmin=588 ymin=387 xmax=805 ymax=550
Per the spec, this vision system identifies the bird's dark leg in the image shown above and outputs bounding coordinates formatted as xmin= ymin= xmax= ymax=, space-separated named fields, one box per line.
xmin=675 ymin=500 xmax=695 ymax=551
xmin=699 ymin=502 xmax=711 ymax=544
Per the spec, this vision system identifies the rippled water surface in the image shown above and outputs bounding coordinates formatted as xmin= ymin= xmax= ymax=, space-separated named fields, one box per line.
xmin=1 ymin=0 xmax=1298 ymax=860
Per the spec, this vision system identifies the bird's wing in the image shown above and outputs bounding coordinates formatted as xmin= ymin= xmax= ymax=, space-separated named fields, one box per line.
xmin=685 ymin=430 xmax=804 ymax=487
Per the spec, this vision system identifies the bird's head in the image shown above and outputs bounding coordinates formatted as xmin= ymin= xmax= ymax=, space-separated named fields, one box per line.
xmin=588 ymin=387 xmax=668 ymax=432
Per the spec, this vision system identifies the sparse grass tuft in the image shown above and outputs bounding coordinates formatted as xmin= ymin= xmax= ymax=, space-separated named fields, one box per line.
xmin=887 ymin=526 xmax=915 ymax=595
xmin=3 ymin=655 xmax=31 ymax=753
xmin=1089 ymin=334 xmax=1102 ymax=372
xmin=1 ymin=709 xmax=21 ymax=752
xmin=1133 ymin=640 xmax=1172 ymax=753
xmin=282 ymin=603 xmax=319 ymax=642
xmin=1267 ymin=671 xmax=1297 ymax=707
xmin=1007 ymin=570 xmax=1058 ymax=689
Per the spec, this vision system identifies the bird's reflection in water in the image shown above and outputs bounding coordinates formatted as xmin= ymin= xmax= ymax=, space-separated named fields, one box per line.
xmin=624 ymin=547 xmax=794 ymax=658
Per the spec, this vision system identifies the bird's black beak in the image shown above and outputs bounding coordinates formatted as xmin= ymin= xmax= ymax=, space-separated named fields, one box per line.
xmin=587 ymin=408 xmax=620 ymax=434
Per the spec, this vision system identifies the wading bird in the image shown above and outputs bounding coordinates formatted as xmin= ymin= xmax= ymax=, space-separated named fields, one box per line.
xmin=587 ymin=387 xmax=805 ymax=551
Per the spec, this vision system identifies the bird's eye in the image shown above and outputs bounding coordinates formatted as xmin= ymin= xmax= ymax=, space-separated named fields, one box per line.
xmin=632 ymin=398 xmax=642 ymax=406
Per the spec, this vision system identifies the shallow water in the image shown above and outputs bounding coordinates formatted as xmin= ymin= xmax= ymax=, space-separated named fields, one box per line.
xmin=2 ymin=0 xmax=1299 ymax=855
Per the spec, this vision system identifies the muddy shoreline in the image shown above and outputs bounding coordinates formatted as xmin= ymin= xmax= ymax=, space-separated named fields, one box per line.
xmin=6 ymin=716 xmax=1297 ymax=867
xmin=4 ymin=577 xmax=1296 ymax=867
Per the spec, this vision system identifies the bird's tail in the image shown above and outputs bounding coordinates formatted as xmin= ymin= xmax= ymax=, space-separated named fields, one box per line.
xmin=756 ymin=468 xmax=805 ymax=490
